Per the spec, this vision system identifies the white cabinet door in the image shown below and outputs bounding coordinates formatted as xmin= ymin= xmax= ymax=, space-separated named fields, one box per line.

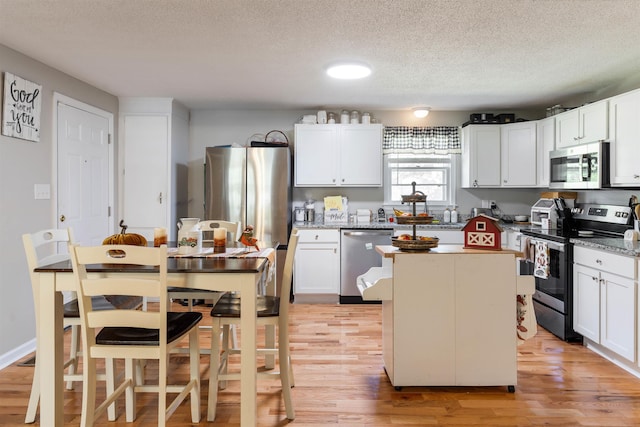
xmin=536 ymin=116 xmax=555 ymax=187
xmin=293 ymin=229 xmax=340 ymax=295
xmin=294 ymin=124 xmax=382 ymax=187
xmin=609 ymin=89 xmax=640 ymax=186
xmin=501 ymin=122 xmax=537 ymax=187
xmin=573 ymin=263 xmax=600 ymax=342
xmin=461 ymin=125 xmax=501 ymax=188
xmin=600 ymin=271 xmax=636 ymax=362
xmin=340 ymin=125 xmax=383 ymax=186
xmin=556 ymin=100 xmax=608 ymax=148
xmin=294 ymin=125 xmax=338 ymax=186
xmin=581 ymin=101 xmax=609 ymax=144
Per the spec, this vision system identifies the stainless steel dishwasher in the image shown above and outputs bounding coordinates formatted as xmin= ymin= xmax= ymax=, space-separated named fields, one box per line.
xmin=340 ymin=229 xmax=393 ymax=303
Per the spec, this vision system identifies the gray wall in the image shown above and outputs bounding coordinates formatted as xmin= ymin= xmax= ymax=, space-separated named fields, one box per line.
xmin=0 ymin=44 xmax=118 ymax=366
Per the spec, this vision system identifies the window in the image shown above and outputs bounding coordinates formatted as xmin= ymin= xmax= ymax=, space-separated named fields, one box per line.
xmin=384 ymin=153 xmax=457 ymax=207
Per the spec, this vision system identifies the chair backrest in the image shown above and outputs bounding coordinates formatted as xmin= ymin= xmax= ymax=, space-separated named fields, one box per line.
xmin=69 ymin=244 xmax=168 ymax=349
xmin=278 ymin=231 xmax=299 ymax=319
xmin=198 ymin=220 xmax=241 ymax=242
xmin=23 ymin=228 xmax=74 ymax=308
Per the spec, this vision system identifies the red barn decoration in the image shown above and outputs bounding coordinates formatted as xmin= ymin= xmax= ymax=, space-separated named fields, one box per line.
xmin=462 ymin=214 xmax=503 ymax=250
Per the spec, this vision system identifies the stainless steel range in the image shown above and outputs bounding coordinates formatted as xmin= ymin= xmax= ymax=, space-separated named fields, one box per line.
xmin=520 ymin=201 xmax=632 ymax=342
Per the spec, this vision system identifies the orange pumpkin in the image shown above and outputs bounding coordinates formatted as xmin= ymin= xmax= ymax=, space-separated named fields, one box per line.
xmin=103 ymin=220 xmax=148 ymax=246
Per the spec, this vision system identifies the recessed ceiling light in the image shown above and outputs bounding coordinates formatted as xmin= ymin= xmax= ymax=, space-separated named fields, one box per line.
xmin=326 ymin=63 xmax=372 ymax=79
xmin=413 ymin=107 xmax=431 ymax=118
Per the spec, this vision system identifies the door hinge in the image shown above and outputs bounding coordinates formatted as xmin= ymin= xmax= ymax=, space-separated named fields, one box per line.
xmin=108 ymin=206 xmax=111 ymax=217
xmin=108 ymin=133 xmax=112 ymax=144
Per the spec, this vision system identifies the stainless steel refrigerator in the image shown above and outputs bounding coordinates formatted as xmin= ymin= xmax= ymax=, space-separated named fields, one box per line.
xmin=204 ymin=146 xmax=292 ymax=292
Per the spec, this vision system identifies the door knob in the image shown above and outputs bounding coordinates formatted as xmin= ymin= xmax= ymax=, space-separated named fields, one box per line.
xmin=60 ymin=214 xmax=66 ymax=222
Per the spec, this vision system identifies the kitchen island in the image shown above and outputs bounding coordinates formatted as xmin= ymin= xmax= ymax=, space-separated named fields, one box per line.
xmin=369 ymin=245 xmax=526 ymax=390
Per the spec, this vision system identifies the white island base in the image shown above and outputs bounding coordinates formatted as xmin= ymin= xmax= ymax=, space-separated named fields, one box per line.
xmin=369 ymin=245 xmax=522 ymax=391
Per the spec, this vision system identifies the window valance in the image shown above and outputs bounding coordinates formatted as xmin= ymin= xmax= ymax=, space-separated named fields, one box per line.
xmin=383 ymin=126 xmax=461 ymax=154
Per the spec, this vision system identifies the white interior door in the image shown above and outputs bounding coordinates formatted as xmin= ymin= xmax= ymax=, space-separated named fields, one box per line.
xmin=57 ymin=102 xmax=112 ymax=246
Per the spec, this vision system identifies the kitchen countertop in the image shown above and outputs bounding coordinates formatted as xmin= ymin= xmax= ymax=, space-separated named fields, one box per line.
xmin=292 ymin=220 xmax=465 ymax=230
xmin=571 ymin=237 xmax=640 ymax=257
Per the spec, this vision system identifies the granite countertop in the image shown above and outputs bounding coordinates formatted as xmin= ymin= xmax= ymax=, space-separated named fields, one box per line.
xmin=292 ymin=221 xmax=465 ymax=230
xmin=571 ymin=237 xmax=640 ymax=257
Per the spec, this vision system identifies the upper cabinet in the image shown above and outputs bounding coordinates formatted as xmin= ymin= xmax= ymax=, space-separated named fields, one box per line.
xmin=536 ymin=116 xmax=555 ymax=187
xmin=501 ymin=122 xmax=537 ymax=187
xmin=294 ymin=124 xmax=383 ymax=187
xmin=555 ymin=100 xmax=608 ymax=149
xmin=461 ymin=125 xmax=502 ymax=188
xmin=609 ymin=88 xmax=640 ymax=186
xmin=462 ymin=123 xmax=538 ymax=188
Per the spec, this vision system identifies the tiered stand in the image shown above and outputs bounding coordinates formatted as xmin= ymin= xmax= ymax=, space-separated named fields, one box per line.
xmin=391 ymin=182 xmax=439 ymax=251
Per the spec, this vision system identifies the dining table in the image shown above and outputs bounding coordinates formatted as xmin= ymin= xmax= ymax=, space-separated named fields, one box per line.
xmin=34 ymin=243 xmax=276 ymax=427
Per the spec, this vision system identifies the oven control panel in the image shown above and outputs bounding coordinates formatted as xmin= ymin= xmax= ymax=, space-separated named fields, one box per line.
xmin=571 ymin=204 xmax=632 ymax=224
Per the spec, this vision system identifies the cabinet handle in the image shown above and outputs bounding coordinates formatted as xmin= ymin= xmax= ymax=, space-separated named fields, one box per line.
xmin=596 ymin=259 xmax=602 ymax=265
xmin=503 ymin=179 xmax=507 ymax=183
xmin=159 ymin=192 xmax=163 ymax=204
xmin=315 ymin=235 xmax=319 ymax=240
xmin=591 ymin=276 xmax=598 ymax=281
xmin=634 ymin=175 xmax=640 ymax=179
xmin=473 ymin=180 xmax=478 ymax=187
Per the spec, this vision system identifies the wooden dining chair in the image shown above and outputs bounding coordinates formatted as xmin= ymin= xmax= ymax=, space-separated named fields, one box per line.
xmin=23 ymin=228 xmax=141 ymax=424
xmin=167 ymin=219 xmax=242 ymax=354
xmin=69 ymin=243 xmax=202 ymax=427
xmin=207 ymin=231 xmax=299 ymax=421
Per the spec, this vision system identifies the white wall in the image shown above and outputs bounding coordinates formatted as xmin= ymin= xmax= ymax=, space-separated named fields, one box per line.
xmin=0 ymin=44 xmax=118 ymax=366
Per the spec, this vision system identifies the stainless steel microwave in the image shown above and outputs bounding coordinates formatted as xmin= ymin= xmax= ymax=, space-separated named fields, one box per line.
xmin=549 ymin=142 xmax=610 ymax=189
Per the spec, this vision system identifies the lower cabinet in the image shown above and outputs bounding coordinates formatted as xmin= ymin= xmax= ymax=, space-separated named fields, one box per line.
xmin=293 ymin=229 xmax=340 ymax=302
xmin=573 ymin=246 xmax=636 ymax=362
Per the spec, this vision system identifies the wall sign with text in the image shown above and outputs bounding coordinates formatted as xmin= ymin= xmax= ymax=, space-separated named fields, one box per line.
xmin=2 ymin=72 xmax=42 ymax=142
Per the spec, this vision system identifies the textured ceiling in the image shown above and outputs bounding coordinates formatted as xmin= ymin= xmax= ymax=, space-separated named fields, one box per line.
xmin=1 ymin=0 xmax=639 ymax=112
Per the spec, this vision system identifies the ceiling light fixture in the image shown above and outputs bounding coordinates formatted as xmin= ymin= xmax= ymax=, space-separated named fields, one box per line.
xmin=413 ymin=107 xmax=431 ymax=118
xmin=326 ymin=62 xmax=372 ymax=80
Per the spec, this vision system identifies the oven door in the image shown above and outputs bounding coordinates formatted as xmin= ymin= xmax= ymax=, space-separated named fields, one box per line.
xmin=521 ymin=238 xmax=569 ymax=313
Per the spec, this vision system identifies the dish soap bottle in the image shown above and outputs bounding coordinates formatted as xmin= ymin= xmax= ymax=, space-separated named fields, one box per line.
xmin=451 ymin=206 xmax=458 ymax=223
xmin=443 ymin=207 xmax=451 ymax=223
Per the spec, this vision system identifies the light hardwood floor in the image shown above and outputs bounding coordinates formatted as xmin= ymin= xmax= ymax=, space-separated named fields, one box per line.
xmin=2 ymin=302 xmax=640 ymax=426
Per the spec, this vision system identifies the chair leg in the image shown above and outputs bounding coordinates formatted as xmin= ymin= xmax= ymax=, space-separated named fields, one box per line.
xmin=66 ymin=324 xmax=81 ymax=390
xmin=158 ymin=354 xmax=167 ymax=427
xmin=207 ymin=318 xmax=222 ymax=422
xmin=80 ymin=357 xmax=98 ymax=427
xmin=25 ymin=356 xmax=39 ymax=423
xmin=105 ymin=358 xmax=116 ymax=421
xmin=279 ymin=325 xmax=295 ymax=420
xmin=189 ymin=328 xmax=201 ymax=423
xmin=125 ymin=359 xmax=137 ymax=422
xmin=219 ymin=325 xmax=231 ymax=390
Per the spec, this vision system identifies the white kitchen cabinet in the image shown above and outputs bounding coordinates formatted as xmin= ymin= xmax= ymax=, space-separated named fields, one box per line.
xmin=573 ymin=246 xmax=636 ymax=362
xmin=383 ymin=249 xmax=518 ymax=388
xmin=536 ymin=116 xmax=555 ymax=187
xmin=609 ymin=88 xmax=640 ymax=186
xmin=293 ymin=229 xmax=340 ymax=302
xmin=294 ymin=124 xmax=383 ymax=187
xmin=119 ymin=98 xmax=189 ymax=242
xmin=461 ymin=125 xmax=501 ymax=188
xmin=555 ymin=100 xmax=608 ymax=149
xmin=500 ymin=121 xmax=537 ymax=187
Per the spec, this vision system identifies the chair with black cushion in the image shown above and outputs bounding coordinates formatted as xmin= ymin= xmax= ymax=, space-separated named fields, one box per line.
xmin=23 ymin=228 xmax=142 ymax=424
xmin=207 ymin=231 xmax=299 ymax=421
xmin=69 ymin=243 xmax=201 ymax=426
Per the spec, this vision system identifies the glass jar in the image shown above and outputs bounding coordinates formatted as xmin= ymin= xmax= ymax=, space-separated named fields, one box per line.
xmin=340 ymin=110 xmax=350 ymax=124
xmin=361 ymin=112 xmax=371 ymax=124
xmin=328 ymin=112 xmax=336 ymax=124
xmin=350 ymin=110 xmax=360 ymax=124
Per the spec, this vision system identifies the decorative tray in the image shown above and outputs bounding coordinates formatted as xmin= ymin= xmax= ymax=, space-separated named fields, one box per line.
xmin=395 ymin=215 xmax=434 ymax=225
xmin=391 ymin=236 xmax=439 ymax=252
xmin=401 ymin=193 xmax=427 ymax=203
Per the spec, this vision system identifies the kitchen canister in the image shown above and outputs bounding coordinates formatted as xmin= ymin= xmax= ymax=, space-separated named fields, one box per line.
xmin=317 ymin=110 xmax=327 ymax=124
xmin=350 ymin=110 xmax=360 ymax=124
xmin=361 ymin=112 xmax=371 ymax=124
xmin=340 ymin=110 xmax=350 ymax=124
xmin=177 ymin=217 xmax=202 ymax=254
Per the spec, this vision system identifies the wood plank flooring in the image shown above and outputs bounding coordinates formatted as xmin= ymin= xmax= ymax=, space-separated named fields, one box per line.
xmin=2 ymin=302 xmax=640 ymax=426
